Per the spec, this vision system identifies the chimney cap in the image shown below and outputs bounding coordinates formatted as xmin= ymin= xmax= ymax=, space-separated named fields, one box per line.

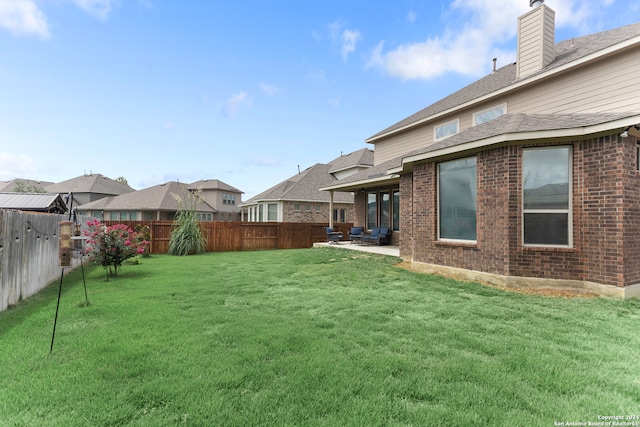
xmin=530 ymin=0 xmax=544 ymax=6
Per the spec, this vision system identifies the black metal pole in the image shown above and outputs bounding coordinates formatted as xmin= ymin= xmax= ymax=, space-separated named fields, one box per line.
xmin=50 ymin=268 xmax=64 ymax=354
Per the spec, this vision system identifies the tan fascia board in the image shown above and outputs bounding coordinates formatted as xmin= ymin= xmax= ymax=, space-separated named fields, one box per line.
xmin=367 ymin=35 xmax=640 ymax=144
xmin=320 ymin=174 xmax=400 ymax=192
xmin=390 ymin=115 xmax=640 ymax=174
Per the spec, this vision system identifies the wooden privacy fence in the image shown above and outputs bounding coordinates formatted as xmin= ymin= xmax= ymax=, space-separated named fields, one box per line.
xmin=103 ymin=221 xmax=353 ymax=254
xmin=0 ymin=210 xmax=88 ymax=312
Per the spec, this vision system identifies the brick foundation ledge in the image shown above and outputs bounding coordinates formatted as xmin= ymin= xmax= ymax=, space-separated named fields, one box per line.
xmin=406 ymin=261 xmax=640 ymax=299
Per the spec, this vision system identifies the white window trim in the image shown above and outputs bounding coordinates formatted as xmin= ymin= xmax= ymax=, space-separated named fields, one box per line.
xmin=434 ymin=119 xmax=460 ymax=142
xmin=522 ymin=146 xmax=573 ymax=248
xmin=473 ymin=103 xmax=507 ymax=126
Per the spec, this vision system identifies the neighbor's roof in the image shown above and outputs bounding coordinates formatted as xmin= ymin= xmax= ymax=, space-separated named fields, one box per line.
xmin=0 ymin=192 xmax=67 ymax=213
xmin=78 ymin=181 xmax=216 ymax=212
xmin=241 ymin=149 xmax=373 ymax=205
xmin=46 ymin=173 xmax=135 ymax=195
xmin=188 ymin=179 xmax=244 ymax=194
xmin=0 ymin=179 xmax=54 ymax=192
xmin=368 ymin=21 xmax=640 ymax=142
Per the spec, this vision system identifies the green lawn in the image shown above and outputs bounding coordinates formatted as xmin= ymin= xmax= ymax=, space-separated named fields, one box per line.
xmin=1 ymin=248 xmax=639 ymax=426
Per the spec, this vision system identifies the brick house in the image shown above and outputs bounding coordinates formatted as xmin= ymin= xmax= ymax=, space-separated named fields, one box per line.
xmin=322 ymin=2 xmax=640 ymax=297
xmin=240 ymin=149 xmax=373 ymax=224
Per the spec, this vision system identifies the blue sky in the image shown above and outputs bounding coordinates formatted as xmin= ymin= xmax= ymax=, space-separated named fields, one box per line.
xmin=1 ymin=0 xmax=638 ymax=199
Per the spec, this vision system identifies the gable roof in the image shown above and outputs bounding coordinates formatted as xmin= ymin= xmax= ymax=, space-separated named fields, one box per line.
xmin=78 ymin=181 xmax=216 ymax=213
xmin=241 ymin=149 xmax=373 ymax=205
xmin=188 ymin=179 xmax=244 ymax=193
xmin=45 ymin=174 xmax=135 ymax=195
xmin=367 ymin=21 xmax=640 ymax=142
xmin=0 ymin=193 xmax=68 ymax=213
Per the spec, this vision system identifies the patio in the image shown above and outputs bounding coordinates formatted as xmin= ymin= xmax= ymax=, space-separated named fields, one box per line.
xmin=313 ymin=241 xmax=400 ymax=257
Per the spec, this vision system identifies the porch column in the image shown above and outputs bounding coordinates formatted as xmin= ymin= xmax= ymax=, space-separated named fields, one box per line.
xmin=329 ymin=191 xmax=334 ymax=228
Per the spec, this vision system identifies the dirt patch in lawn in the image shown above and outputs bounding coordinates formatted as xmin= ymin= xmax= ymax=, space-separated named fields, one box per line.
xmin=395 ymin=261 xmax=599 ymax=299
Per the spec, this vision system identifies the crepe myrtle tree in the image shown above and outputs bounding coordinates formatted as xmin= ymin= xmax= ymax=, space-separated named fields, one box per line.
xmin=84 ymin=220 xmax=150 ymax=277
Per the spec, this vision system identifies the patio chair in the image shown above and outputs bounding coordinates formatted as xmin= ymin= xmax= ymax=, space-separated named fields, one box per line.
xmin=324 ymin=227 xmax=343 ymax=244
xmin=348 ymin=227 xmax=364 ymax=244
xmin=360 ymin=227 xmax=392 ymax=246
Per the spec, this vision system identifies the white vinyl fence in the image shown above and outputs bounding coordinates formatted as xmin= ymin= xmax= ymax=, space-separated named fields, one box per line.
xmin=0 ymin=210 xmax=88 ymax=312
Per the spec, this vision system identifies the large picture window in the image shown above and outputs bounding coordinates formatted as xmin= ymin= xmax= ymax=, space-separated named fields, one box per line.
xmin=522 ymin=147 xmax=571 ymax=246
xmin=438 ymin=157 xmax=477 ymax=241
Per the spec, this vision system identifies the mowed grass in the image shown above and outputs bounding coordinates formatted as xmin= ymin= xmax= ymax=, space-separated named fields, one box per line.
xmin=1 ymin=248 xmax=639 ymax=426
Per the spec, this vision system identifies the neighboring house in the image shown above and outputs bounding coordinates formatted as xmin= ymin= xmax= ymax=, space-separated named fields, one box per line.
xmin=322 ymin=2 xmax=640 ymax=297
xmin=77 ymin=181 xmax=218 ymax=221
xmin=0 ymin=179 xmax=53 ymax=193
xmin=45 ymin=173 xmax=134 ymax=209
xmin=0 ymin=193 xmax=67 ymax=214
xmin=240 ymin=148 xmax=373 ymax=223
xmin=188 ymin=179 xmax=243 ymax=222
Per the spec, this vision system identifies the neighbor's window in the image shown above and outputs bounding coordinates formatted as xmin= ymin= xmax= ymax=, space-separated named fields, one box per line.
xmin=333 ymin=209 xmax=346 ymax=223
xmin=267 ymin=203 xmax=278 ymax=221
xmin=473 ymin=104 xmax=506 ymax=126
xmin=434 ymin=119 xmax=459 ymax=141
xmin=294 ymin=203 xmax=301 ymax=211
xmin=522 ymin=146 xmax=571 ymax=246
xmin=438 ymin=157 xmax=477 ymax=241
xmin=366 ymin=192 xmax=377 ymax=230
xmin=258 ymin=204 xmax=264 ymax=222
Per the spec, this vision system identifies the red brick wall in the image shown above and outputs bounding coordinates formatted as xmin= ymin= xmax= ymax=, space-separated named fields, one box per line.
xmin=405 ymin=133 xmax=640 ymax=288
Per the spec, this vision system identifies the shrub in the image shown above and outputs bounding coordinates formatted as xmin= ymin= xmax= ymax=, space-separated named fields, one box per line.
xmin=84 ymin=220 xmax=150 ymax=276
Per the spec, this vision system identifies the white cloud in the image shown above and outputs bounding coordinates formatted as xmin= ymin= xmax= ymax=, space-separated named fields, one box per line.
xmin=367 ymin=0 xmax=614 ymax=81
xmin=259 ymin=83 xmax=281 ymax=96
xmin=0 ymin=153 xmax=37 ymax=180
xmin=72 ymin=0 xmax=116 ymax=20
xmin=223 ymin=91 xmax=252 ymax=117
xmin=0 ymin=0 xmax=50 ymax=39
xmin=328 ymin=20 xmax=362 ymax=61
xmin=340 ymin=29 xmax=361 ymax=61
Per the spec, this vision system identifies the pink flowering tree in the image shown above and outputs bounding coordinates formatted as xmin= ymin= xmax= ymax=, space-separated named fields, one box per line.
xmin=84 ymin=220 xmax=150 ymax=277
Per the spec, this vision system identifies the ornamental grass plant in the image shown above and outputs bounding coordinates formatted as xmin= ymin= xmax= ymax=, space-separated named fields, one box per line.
xmin=1 ymin=248 xmax=639 ymax=426
xmin=168 ymin=190 xmax=207 ymax=256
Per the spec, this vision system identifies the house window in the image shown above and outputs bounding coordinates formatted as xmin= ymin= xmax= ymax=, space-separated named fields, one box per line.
xmin=392 ymin=191 xmax=400 ymax=232
xmin=523 ymin=147 xmax=571 ymax=246
xmin=366 ymin=192 xmax=377 ymax=230
xmin=223 ymin=193 xmax=236 ymax=205
xmin=258 ymin=204 xmax=264 ymax=222
xmin=267 ymin=203 xmax=278 ymax=221
xmin=434 ymin=119 xmax=459 ymax=141
xmin=315 ymin=204 xmax=322 ymax=212
xmin=333 ymin=209 xmax=346 ymax=223
xmin=143 ymin=211 xmax=154 ymax=221
xmin=294 ymin=203 xmax=301 ymax=211
xmin=92 ymin=211 xmax=104 ymax=219
xmin=473 ymin=104 xmax=506 ymax=126
xmin=304 ymin=204 xmax=311 ymax=211
xmin=379 ymin=191 xmax=390 ymax=228
xmin=438 ymin=157 xmax=477 ymax=241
